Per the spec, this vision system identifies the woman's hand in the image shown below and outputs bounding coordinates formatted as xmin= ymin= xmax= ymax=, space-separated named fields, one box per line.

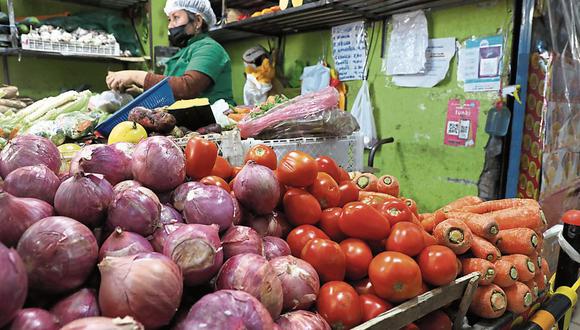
xmin=106 ymin=71 xmax=147 ymax=91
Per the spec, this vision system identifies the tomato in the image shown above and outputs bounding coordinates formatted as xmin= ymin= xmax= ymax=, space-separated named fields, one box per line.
xmin=401 ymin=323 xmax=419 ymax=330
xmin=245 ymin=144 xmax=277 ymax=170
xmin=338 ymin=167 xmax=351 ymax=183
xmin=319 ymin=207 xmax=346 ymax=242
xmin=286 ymin=225 xmax=329 ymax=257
xmin=354 ymin=278 xmax=376 ymax=296
xmin=367 ymin=239 xmax=387 ymax=255
xmin=339 ymin=239 xmax=373 ymax=281
xmin=301 ymin=238 xmax=346 ymax=282
xmin=368 ymin=251 xmax=423 ymax=302
xmin=185 ymin=137 xmax=218 ymax=179
xmin=308 ymin=172 xmax=340 ymax=209
xmin=378 ymin=200 xmax=413 ymax=226
xmin=210 ymin=156 xmax=232 ymax=180
xmin=385 ymin=222 xmax=425 ymax=257
xmin=231 ymin=166 xmax=243 ymax=178
xmin=338 ymin=181 xmax=359 ymax=207
xmin=419 ymin=282 xmax=430 ymax=295
xmin=404 ymin=198 xmax=419 ymax=217
xmin=315 ymin=156 xmax=341 ymax=183
xmin=360 ymin=294 xmax=392 ymax=322
xmin=417 ymin=245 xmax=458 ymax=286
xmin=562 ymin=210 xmax=580 ymax=225
xmin=339 ymin=202 xmax=391 ymax=241
xmin=317 ymin=281 xmax=362 ymax=329
xmin=283 ymin=188 xmax=322 ymax=226
xmin=415 ymin=310 xmax=452 ymax=330
xmin=200 ymin=175 xmax=231 ymax=193
xmin=277 ymin=150 xmax=318 ymax=187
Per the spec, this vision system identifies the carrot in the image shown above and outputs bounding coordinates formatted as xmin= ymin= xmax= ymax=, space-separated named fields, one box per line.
xmin=440 ymin=196 xmax=484 ymax=213
xmin=502 ymin=254 xmax=536 ymax=282
xmin=493 ymin=260 xmax=519 ymax=288
xmin=403 ymin=198 xmax=419 ymax=217
xmin=358 ymin=191 xmax=398 ymax=201
xmin=540 ymin=258 xmax=550 ymax=279
xmin=535 ymin=233 xmax=544 ymax=252
xmin=422 ymin=230 xmax=437 ymax=246
xmin=410 ymin=214 xmax=422 ymax=227
xmin=353 ymin=173 xmax=378 ymax=191
xmin=457 ymin=198 xmax=540 ymax=214
xmin=495 ymin=228 xmax=540 ymax=255
xmin=433 ymin=219 xmax=473 ymax=254
xmin=419 ymin=213 xmax=431 ymax=221
xmin=461 ymin=258 xmax=496 ymax=285
xmin=529 ymin=251 xmax=541 ymax=270
xmin=504 ymin=282 xmax=533 ymax=314
xmin=470 ymin=236 xmax=501 ymax=262
xmin=523 ymin=280 xmax=539 ymax=301
xmin=420 ymin=210 xmax=448 ymax=233
xmin=446 ymin=212 xmax=499 ymax=241
xmin=486 ymin=206 xmax=546 ymax=232
xmin=535 ymin=269 xmax=547 ymax=292
xmin=376 ymin=175 xmax=400 ymax=197
xmin=469 ymin=284 xmax=507 ymax=319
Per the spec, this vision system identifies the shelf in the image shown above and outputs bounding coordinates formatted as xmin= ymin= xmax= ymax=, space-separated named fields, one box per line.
xmin=52 ymin=0 xmax=147 ymax=10
xmin=210 ymin=0 xmax=479 ymax=42
xmin=0 ymin=47 xmax=147 ymax=63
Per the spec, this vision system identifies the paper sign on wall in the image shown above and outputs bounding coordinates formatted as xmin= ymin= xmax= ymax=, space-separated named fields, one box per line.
xmin=444 ymin=99 xmax=480 ymax=147
xmin=332 ymin=21 xmax=367 ymax=81
xmin=458 ymin=35 xmax=503 ymax=92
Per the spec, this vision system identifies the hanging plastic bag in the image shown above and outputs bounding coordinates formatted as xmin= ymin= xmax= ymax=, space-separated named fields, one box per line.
xmin=244 ymin=73 xmax=272 ymax=106
xmin=301 ymin=63 xmax=330 ymax=95
xmin=351 ymin=80 xmax=376 ymax=148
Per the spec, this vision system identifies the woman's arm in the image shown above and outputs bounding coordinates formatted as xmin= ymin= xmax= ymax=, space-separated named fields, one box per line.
xmin=144 ymin=71 xmax=213 ymax=100
xmin=106 ymin=70 xmax=148 ymax=90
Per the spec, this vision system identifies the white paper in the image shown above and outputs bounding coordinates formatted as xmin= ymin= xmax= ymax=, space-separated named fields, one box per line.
xmin=458 ymin=35 xmax=503 ymax=92
xmin=392 ymin=38 xmax=456 ymax=88
xmin=331 ymin=21 xmax=367 ymax=81
xmin=385 ymin=10 xmax=429 ymax=75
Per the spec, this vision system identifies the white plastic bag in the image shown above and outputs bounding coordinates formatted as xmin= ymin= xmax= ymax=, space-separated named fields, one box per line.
xmin=351 ymin=80 xmax=377 ymax=148
xmin=243 ymin=74 xmax=272 ymax=106
xmin=301 ymin=63 xmax=330 ymax=95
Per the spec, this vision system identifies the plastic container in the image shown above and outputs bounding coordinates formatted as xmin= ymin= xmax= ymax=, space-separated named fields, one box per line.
xmin=485 ymin=102 xmax=511 ymax=136
xmin=95 ymin=78 xmax=175 ymax=136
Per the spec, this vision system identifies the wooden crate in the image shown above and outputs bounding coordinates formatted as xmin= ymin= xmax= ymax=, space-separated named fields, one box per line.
xmin=354 ymin=272 xmax=480 ymax=330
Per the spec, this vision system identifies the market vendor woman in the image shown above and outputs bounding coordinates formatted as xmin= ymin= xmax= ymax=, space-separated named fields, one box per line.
xmin=106 ymin=0 xmax=234 ymax=105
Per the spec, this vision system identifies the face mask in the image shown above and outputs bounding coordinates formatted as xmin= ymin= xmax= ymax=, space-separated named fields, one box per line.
xmin=169 ymin=24 xmax=191 ymax=48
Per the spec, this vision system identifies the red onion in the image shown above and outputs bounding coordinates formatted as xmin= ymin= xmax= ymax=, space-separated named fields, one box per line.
xmin=54 ymin=173 xmax=114 ymax=228
xmin=157 ymin=191 xmax=173 ymax=204
xmin=231 ymin=191 xmax=243 ymax=225
xmin=59 ymin=172 xmax=72 ymax=183
xmin=163 ymin=224 xmax=223 ymax=286
xmin=107 ymin=186 xmax=160 ymax=236
xmin=0 ymin=135 xmax=61 ymax=178
xmin=0 ymin=191 xmax=54 ymax=247
xmin=98 ymin=227 xmax=153 ymax=261
xmin=276 ymin=311 xmax=331 ymax=330
xmin=171 ymin=182 xmax=203 ymax=211
xmin=233 ymin=162 xmax=280 ymax=215
xmin=150 ymin=222 xmax=185 ymax=253
xmin=0 ymin=243 xmax=27 ymax=328
xmin=70 ymin=145 xmax=132 ymax=185
xmin=110 ymin=142 xmax=134 ymax=160
xmin=183 ymin=184 xmax=234 ymax=232
xmin=50 ymin=288 xmax=100 ymax=325
xmin=132 ymin=136 xmax=185 ymax=192
xmin=246 ymin=211 xmax=291 ymax=238
xmin=61 ymin=316 xmax=144 ymax=330
xmin=113 ymin=180 xmax=142 ymax=194
xmin=17 ymin=216 xmax=98 ymax=293
xmin=222 ymin=226 xmax=263 ymax=260
xmin=8 ymin=308 xmax=60 ymax=330
xmin=98 ymin=252 xmax=183 ymax=329
xmin=176 ymin=290 xmax=274 ymax=330
xmin=160 ymin=204 xmax=183 ymax=224
xmin=270 ymin=255 xmax=320 ymax=311
xmin=216 ymin=253 xmax=283 ymax=318
xmin=3 ymin=165 xmax=60 ymax=204
xmin=263 ymin=236 xmax=291 ymax=260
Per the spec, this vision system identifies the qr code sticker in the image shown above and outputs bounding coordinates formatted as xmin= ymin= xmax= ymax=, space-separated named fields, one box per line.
xmin=447 ymin=121 xmax=459 ymax=136
xmin=459 ymin=120 xmax=470 ymax=139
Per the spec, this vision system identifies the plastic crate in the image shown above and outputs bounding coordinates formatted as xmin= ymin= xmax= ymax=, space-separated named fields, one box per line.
xmin=173 ymin=130 xmax=245 ymax=166
xmin=95 ymin=78 xmax=175 ymax=136
xmin=21 ymin=35 xmax=121 ymax=56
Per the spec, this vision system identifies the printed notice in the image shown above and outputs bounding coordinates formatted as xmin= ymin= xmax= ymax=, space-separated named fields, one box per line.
xmin=332 ymin=21 xmax=367 ymax=81
xmin=444 ymin=99 xmax=480 ymax=147
xmin=458 ymin=35 xmax=503 ymax=92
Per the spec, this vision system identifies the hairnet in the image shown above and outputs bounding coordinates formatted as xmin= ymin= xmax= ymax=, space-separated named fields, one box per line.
xmin=165 ymin=0 xmax=217 ymax=27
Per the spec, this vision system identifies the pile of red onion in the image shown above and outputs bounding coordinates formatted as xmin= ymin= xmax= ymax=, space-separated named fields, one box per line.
xmin=131 ymin=136 xmax=185 ymax=192
xmin=182 ymin=184 xmax=234 ymax=232
xmin=70 ymin=144 xmax=132 ymax=185
xmin=0 ymin=135 xmax=61 ymax=178
xmin=50 ymin=288 xmax=100 ymax=325
xmin=233 ymin=162 xmax=280 ymax=215
xmin=0 ymin=243 xmax=28 ymax=328
xmin=107 ymin=186 xmax=160 ymax=236
xmin=3 ymin=164 xmax=60 ymax=204
xmin=221 ymin=226 xmax=263 ymax=260
xmin=0 ymin=190 xmax=54 ymax=247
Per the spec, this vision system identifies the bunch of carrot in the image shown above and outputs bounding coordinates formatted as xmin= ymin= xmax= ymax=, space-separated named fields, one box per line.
xmin=419 ymin=196 xmax=550 ymax=320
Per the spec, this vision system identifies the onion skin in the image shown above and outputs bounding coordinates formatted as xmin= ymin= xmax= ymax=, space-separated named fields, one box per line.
xmin=50 ymin=288 xmax=100 ymax=325
xmin=163 ymin=224 xmax=223 ymax=286
xmin=233 ymin=162 xmax=280 ymax=215
xmin=270 ymin=256 xmax=320 ymax=311
xmin=246 ymin=211 xmax=291 ymax=238
xmin=98 ymin=253 xmax=183 ymax=329
xmin=231 ymin=191 xmax=243 ymax=225
xmin=171 ymin=182 xmax=203 ymax=212
xmin=54 ymin=173 xmax=114 ymax=228
xmin=107 ymin=186 xmax=161 ymax=237
xmin=221 ymin=226 xmax=263 ymax=260
xmin=110 ymin=142 xmax=135 ymax=160
xmin=0 ymin=243 xmax=28 ymax=328
xmin=216 ymin=253 xmax=283 ymax=319
xmin=150 ymin=222 xmax=185 ymax=253
xmin=276 ymin=311 xmax=331 ymax=330
xmin=0 ymin=191 xmax=54 ymax=247
xmin=132 ymin=136 xmax=185 ymax=192
xmin=182 ymin=184 xmax=234 ymax=232
xmin=176 ymin=290 xmax=274 ymax=330
xmin=17 ymin=216 xmax=98 ymax=294
xmin=8 ymin=308 xmax=60 ymax=330
xmin=3 ymin=165 xmax=60 ymax=204
xmin=160 ymin=204 xmax=183 ymax=224
xmin=263 ymin=236 xmax=291 ymax=260
xmin=113 ymin=180 xmax=142 ymax=195
xmin=70 ymin=144 xmax=132 ymax=185
xmin=99 ymin=227 xmax=153 ymax=261
xmin=0 ymin=135 xmax=61 ymax=178
xmin=61 ymin=316 xmax=144 ymax=330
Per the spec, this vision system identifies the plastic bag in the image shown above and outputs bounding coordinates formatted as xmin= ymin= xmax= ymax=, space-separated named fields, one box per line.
xmin=25 ymin=120 xmax=66 ymax=146
xmin=243 ymin=74 xmax=272 ymax=106
xmin=56 ymin=112 xmax=99 ymax=140
xmin=301 ymin=63 xmax=330 ymax=95
xmin=351 ymin=80 xmax=376 ymax=148
xmin=89 ymin=91 xmax=133 ymax=114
